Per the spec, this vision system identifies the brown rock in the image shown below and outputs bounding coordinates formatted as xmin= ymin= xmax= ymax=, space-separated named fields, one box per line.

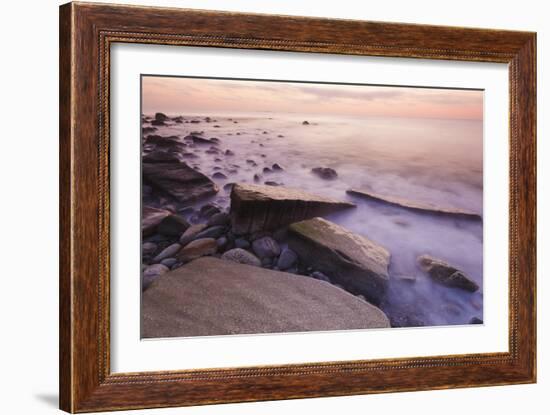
xmin=229 ymin=183 xmax=355 ymax=234
xmin=177 ymin=238 xmax=217 ymax=262
xmin=417 ymin=255 xmax=479 ymax=292
xmin=142 ymin=206 xmax=171 ymax=236
xmin=141 ymin=257 xmax=390 ymax=338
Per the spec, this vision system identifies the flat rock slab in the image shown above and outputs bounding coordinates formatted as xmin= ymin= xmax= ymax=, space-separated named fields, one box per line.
xmin=230 ymin=183 xmax=355 ymax=234
xmin=141 ymin=257 xmax=389 ymax=338
xmin=143 ymin=160 xmax=218 ymax=203
xmin=142 ymin=206 xmax=172 ymax=236
xmin=346 ymin=189 xmax=482 ymax=220
xmin=288 ymin=217 xmax=390 ymax=305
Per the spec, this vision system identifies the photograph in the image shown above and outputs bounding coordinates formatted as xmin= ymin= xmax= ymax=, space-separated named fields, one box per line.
xmin=140 ymin=75 xmax=484 ymax=338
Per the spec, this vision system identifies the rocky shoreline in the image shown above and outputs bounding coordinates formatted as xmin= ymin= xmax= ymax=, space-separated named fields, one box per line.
xmin=141 ymin=113 xmax=483 ymax=336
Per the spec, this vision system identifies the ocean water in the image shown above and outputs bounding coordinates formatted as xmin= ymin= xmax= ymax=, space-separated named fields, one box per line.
xmin=143 ymin=112 xmax=484 ymax=327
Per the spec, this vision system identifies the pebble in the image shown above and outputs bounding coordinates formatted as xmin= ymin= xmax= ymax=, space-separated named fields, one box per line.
xmin=142 ymin=242 xmax=157 ymax=256
xmin=177 ymin=238 xmax=218 ymax=262
xmin=194 ymin=225 xmax=226 ymax=240
xmin=179 ymin=223 xmax=208 ymax=246
xmin=160 ymin=258 xmax=177 ymax=268
xmin=221 ymin=248 xmax=261 ymax=267
xmin=311 ymin=271 xmax=331 ymax=283
xmin=252 ymin=236 xmax=281 ymax=258
xmin=276 ymin=247 xmax=298 ymax=270
xmin=153 ymin=243 xmax=181 ymax=263
xmin=234 ymin=238 xmax=250 ymax=249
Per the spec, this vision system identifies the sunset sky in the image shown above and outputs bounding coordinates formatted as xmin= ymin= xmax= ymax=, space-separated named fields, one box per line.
xmin=142 ymin=76 xmax=483 ymax=121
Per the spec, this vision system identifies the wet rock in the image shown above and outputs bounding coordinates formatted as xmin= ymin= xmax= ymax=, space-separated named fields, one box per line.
xmin=153 ymin=243 xmax=182 ymax=263
xmin=252 ymin=236 xmax=281 ymax=259
xmin=177 ymin=238 xmax=217 ymax=262
xmin=142 ymin=206 xmax=171 ymax=236
xmin=263 ymin=167 xmax=273 ymax=174
xmin=470 ymin=317 xmax=483 ymax=324
xmin=230 ymin=183 xmax=355 ymax=234
xmin=221 ymin=248 xmax=261 ymax=267
xmin=288 ymin=217 xmax=390 ymax=305
xmin=311 ymin=167 xmax=338 ymax=180
xmin=156 ymin=214 xmax=190 ymax=236
xmin=417 ymin=255 xmax=479 ymax=292
xmin=276 ymin=247 xmax=297 ymax=270
xmin=154 ymin=112 xmax=168 ymax=122
xmin=142 ymin=160 xmax=218 ymax=203
xmin=225 ymin=149 xmax=235 ymax=156
xmin=212 ymin=172 xmax=228 ymax=179
xmin=142 ymin=242 xmax=157 ymax=256
xmin=142 ymin=126 xmax=157 ymax=134
xmin=179 ymin=223 xmax=208 ymax=246
xmin=348 ymin=189 xmax=482 ymax=220
xmin=151 ymin=119 xmax=165 ymax=126
xmin=234 ymin=238 xmax=250 ymax=249
xmin=246 ymin=159 xmax=257 ymax=166
xmin=272 ymin=163 xmax=284 ymax=171
xmin=142 ymin=150 xmax=180 ymax=163
xmin=142 ymin=264 xmax=169 ymax=290
xmin=253 ymin=174 xmax=261 ymax=183
xmin=199 ymin=203 xmax=221 ymax=218
xmin=184 ymin=134 xmax=218 ymax=146
xmin=302 ymin=120 xmax=310 ymax=125
xmin=160 ymin=258 xmax=178 ymax=268
xmin=181 ymin=152 xmax=198 ymax=159
xmin=207 ymin=212 xmax=230 ymax=227
xmin=264 ymin=181 xmax=281 ymax=186
xmin=195 ymin=225 xmax=226 ymax=240
xmin=277 ymin=134 xmax=284 ymax=138
xmin=141 ymin=257 xmax=390 ymax=337
xmin=272 ymin=227 xmax=288 ymax=242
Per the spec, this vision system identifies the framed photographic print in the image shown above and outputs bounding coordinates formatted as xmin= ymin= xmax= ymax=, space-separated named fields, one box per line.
xmin=59 ymin=2 xmax=536 ymax=412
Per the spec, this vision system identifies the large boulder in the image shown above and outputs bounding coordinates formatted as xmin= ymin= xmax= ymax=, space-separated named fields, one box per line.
xmin=142 ymin=206 xmax=171 ymax=236
xmin=141 ymin=257 xmax=389 ymax=337
xmin=229 ymin=183 xmax=355 ymax=234
xmin=417 ymin=255 xmax=479 ymax=292
xmin=347 ymin=189 xmax=482 ymax=220
xmin=142 ymin=160 xmax=218 ymax=203
xmin=288 ymin=217 xmax=390 ymax=304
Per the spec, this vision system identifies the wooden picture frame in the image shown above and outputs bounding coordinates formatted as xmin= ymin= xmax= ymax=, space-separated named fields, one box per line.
xmin=59 ymin=2 xmax=536 ymax=412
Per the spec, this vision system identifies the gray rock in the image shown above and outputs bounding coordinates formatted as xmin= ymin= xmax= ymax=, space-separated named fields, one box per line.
xmin=207 ymin=212 xmax=230 ymax=227
xmin=199 ymin=203 xmax=221 ymax=218
xmin=221 ymin=248 xmax=261 ymax=267
xmin=272 ymin=163 xmax=284 ymax=171
xmin=179 ymin=223 xmax=208 ymax=246
xmin=142 ymin=160 xmax=218 ymax=203
xmin=470 ymin=317 xmax=483 ymax=324
xmin=142 ymin=263 xmax=169 ymax=290
xmin=156 ymin=214 xmax=190 ymax=236
xmin=272 ymin=227 xmax=288 ymax=242
xmin=195 ymin=225 xmax=226 ymax=240
xmin=212 ymin=172 xmax=228 ymax=179
xmin=160 ymin=258 xmax=178 ymax=268
xmin=276 ymin=247 xmax=298 ymax=270
xmin=142 ymin=242 xmax=157 ymax=256
xmin=234 ymin=238 xmax=250 ymax=249
xmin=153 ymin=243 xmax=181 ymax=263
xmin=177 ymin=238 xmax=217 ymax=262
xmin=288 ymin=217 xmax=390 ymax=305
xmin=230 ymin=183 xmax=355 ymax=234
xmin=417 ymin=255 xmax=479 ymax=292
xmin=216 ymin=236 xmax=229 ymax=249
xmin=183 ymin=134 xmax=218 ymax=146
xmin=252 ymin=236 xmax=281 ymax=258
xmin=141 ymin=257 xmax=390 ymax=338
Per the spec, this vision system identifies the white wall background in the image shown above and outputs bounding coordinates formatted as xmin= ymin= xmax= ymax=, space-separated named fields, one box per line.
xmin=0 ymin=0 xmax=546 ymax=414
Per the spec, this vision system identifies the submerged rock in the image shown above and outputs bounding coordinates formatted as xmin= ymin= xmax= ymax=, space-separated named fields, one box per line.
xmin=184 ymin=134 xmax=218 ymax=146
xmin=229 ymin=183 xmax=355 ymax=234
xmin=417 ymin=255 xmax=479 ymax=292
xmin=141 ymin=257 xmax=390 ymax=337
xmin=347 ymin=189 xmax=482 ymax=220
xmin=311 ymin=167 xmax=338 ymax=180
xmin=288 ymin=217 xmax=390 ymax=304
xmin=142 ymin=206 xmax=171 ymax=236
xmin=221 ymin=248 xmax=261 ymax=267
xmin=142 ymin=160 xmax=218 ymax=203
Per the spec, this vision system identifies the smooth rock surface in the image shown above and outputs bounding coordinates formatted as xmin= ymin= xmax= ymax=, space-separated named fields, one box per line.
xmin=288 ymin=217 xmax=390 ymax=304
xmin=221 ymin=248 xmax=262 ymax=267
xmin=142 ymin=264 xmax=169 ymax=290
xmin=179 ymin=223 xmax=207 ymax=246
xmin=417 ymin=255 xmax=480 ymax=292
xmin=252 ymin=236 xmax=281 ymax=258
xmin=142 ymin=160 xmax=218 ymax=203
xmin=141 ymin=257 xmax=390 ymax=337
xmin=156 ymin=214 xmax=190 ymax=236
xmin=177 ymin=238 xmax=217 ymax=262
xmin=276 ymin=247 xmax=298 ymax=270
xmin=230 ymin=183 xmax=355 ymax=234
xmin=347 ymin=188 xmax=482 ymax=220
xmin=153 ymin=243 xmax=181 ymax=263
